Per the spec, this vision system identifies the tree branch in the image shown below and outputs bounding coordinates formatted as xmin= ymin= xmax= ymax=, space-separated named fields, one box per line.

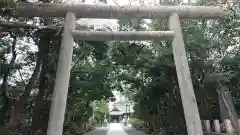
xmin=0 ymin=21 xmax=39 ymax=29
xmin=17 ymin=69 xmax=26 ymax=85
xmin=25 ymin=30 xmax=38 ymax=45
xmin=9 ymin=32 xmax=17 ymax=64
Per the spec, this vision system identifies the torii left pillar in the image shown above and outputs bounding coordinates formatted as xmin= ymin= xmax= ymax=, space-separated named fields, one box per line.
xmin=47 ymin=12 xmax=76 ymax=135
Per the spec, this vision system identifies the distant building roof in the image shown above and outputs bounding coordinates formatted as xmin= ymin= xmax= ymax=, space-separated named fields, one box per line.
xmin=111 ymin=106 xmax=120 ymax=112
xmin=109 ymin=100 xmax=133 ymax=114
xmin=110 ymin=106 xmax=123 ymax=115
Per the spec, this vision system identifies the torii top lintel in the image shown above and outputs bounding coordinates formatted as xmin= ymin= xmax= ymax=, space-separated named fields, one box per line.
xmin=4 ymin=3 xmax=224 ymax=19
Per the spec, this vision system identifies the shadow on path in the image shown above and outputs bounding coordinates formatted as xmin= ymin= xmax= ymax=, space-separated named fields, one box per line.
xmin=122 ymin=124 xmax=148 ymax=135
xmin=83 ymin=126 xmax=108 ymax=135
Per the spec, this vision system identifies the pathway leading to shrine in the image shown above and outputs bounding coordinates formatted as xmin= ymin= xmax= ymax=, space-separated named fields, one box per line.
xmin=83 ymin=123 xmax=147 ymax=135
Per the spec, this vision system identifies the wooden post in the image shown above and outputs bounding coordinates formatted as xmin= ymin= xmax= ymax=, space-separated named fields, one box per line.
xmin=214 ymin=120 xmax=221 ymax=133
xmin=224 ymin=119 xmax=233 ymax=135
xmin=47 ymin=12 xmax=76 ymax=135
xmin=169 ymin=13 xmax=203 ymax=135
xmin=204 ymin=120 xmax=211 ymax=132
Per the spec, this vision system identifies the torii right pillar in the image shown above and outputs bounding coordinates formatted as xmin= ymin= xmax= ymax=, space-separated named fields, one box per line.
xmin=169 ymin=13 xmax=203 ymax=135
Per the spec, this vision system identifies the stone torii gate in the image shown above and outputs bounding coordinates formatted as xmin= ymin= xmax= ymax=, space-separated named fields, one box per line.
xmin=5 ymin=3 xmax=224 ymax=135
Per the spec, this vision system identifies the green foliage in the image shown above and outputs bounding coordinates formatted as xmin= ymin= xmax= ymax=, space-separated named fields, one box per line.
xmin=128 ymin=118 xmax=144 ymax=129
xmin=93 ymin=100 xmax=109 ymax=124
xmin=64 ymin=40 xmax=115 ymax=131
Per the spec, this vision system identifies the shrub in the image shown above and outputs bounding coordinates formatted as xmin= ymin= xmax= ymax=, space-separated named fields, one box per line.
xmin=128 ymin=118 xmax=144 ymax=129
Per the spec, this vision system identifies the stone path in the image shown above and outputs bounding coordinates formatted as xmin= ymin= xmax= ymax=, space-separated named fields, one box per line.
xmin=123 ymin=124 xmax=147 ymax=135
xmin=106 ymin=123 xmax=128 ymax=135
xmin=83 ymin=126 xmax=108 ymax=135
xmin=83 ymin=123 xmax=147 ymax=135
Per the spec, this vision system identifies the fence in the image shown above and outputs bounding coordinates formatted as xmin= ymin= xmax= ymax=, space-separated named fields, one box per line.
xmin=203 ymin=119 xmax=240 ymax=135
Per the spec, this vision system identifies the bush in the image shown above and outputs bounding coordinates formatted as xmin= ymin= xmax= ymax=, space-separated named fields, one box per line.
xmin=89 ymin=117 xmax=97 ymax=126
xmin=128 ymin=118 xmax=144 ymax=129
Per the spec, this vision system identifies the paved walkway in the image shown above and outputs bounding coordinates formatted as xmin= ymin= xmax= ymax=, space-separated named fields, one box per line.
xmin=107 ymin=123 xmax=128 ymax=135
xmin=83 ymin=123 xmax=147 ymax=135
xmin=123 ymin=124 xmax=147 ymax=135
xmin=83 ymin=126 xmax=108 ymax=135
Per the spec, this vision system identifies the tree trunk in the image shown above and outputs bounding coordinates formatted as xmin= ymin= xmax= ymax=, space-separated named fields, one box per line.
xmin=32 ymin=31 xmax=62 ymax=135
xmin=0 ymin=94 xmax=9 ymax=125
xmin=30 ymin=66 xmax=47 ymax=135
xmin=0 ymin=35 xmax=17 ymax=126
xmin=30 ymin=38 xmax=50 ymax=135
xmin=8 ymin=33 xmax=50 ymax=135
